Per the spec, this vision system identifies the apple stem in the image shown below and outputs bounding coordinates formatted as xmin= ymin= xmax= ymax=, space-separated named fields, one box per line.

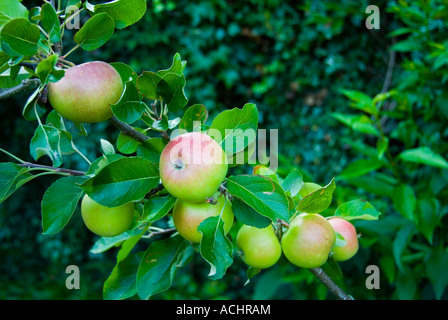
xmin=309 ymin=267 xmax=354 ymax=300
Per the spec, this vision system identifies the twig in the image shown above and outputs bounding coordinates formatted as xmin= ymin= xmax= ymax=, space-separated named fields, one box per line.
xmin=146 ymin=183 xmax=164 ymax=198
xmin=109 ymin=116 xmax=150 ymax=144
xmin=0 ymin=79 xmax=41 ymax=100
xmin=381 ymin=37 xmax=396 ymax=94
xmin=19 ymin=162 xmax=85 ymax=176
xmin=309 ymin=267 xmax=354 ymax=300
xmin=142 ymin=227 xmax=177 ymax=239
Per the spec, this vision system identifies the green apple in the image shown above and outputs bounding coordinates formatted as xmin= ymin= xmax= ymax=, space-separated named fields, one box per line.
xmin=159 ymin=132 xmax=228 ymax=203
xmin=172 ymin=196 xmax=234 ymax=243
xmin=48 ymin=61 xmax=123 ymax=123
xmin=329 ymin=217 xmax=359 ymax=261
xmin=236 ymin=224 xmax=282 ymax=269
xmin=281 ymin=213 xmax=336 ymax=268
xmin=80 ymin=194 xmax=134 ymax=237
xmin=299 ymin=182 xmax=322 ymax=198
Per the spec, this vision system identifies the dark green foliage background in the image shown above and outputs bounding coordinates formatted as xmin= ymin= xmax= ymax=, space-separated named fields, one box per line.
xmin=1 ymin=0 xmax=448 ymax=299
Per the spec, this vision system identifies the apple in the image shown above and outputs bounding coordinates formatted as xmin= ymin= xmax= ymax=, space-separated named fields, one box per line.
xmin=328 ymin=217 xmax=359 ymax=261
xmin=80 ymin=194 xmax=134 ymax=237
xmin=159 ymin=132 xmax=228 ymax=203
xmin=172 ymin=196 xmax=234 ymax=243
xmin=281 ymin=213 xmax=336 ymax=268
xmin=48 ymin=61 xmax=123 ymax=123
xmin=298 ymin=182 xmax=322 ymax=198
xmin=236 ymin=224 xmax=282 ymax=269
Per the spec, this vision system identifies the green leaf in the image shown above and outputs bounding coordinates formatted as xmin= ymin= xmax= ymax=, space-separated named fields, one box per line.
xmin=415 ymin=198 xmax=441 ymax=244
xmin=198 ymin=215 xmax=234 ymax=280
xmin=425 ymin=248 xmax=448 ymax=300
xmin=137 ymin=236 xmax=193 ymax=300
xmin=209 ymin=103 xmax=258 ymax=156
xmin=398 ymin=147 xmax=448 ymax=169
xmin=136 ymin=138 xmax=167 ymax=164
xmin=85 ymin=0 xmax=147 ymax=29
xmin=232 ymin=198 xmax=271 ymax=228
xmin=226 ymin=174 xmax=290 ymax=222
xmin=0 ymin=0 xmax=28 ymax=31
xmin=110 ymin=62 xmax=138 ymax=86
xmin=321 ymin=256 xmax=342 ymax=280
xmin=157 ymin=73 xmax=188 ymax=112
xmin=90 ymin=231 xmax=134 ymax=254
xmin=295 ymin=178 xmax=336 ymax=214
xmin=81 ymin=156 xmax=159 ymax=207
xmin=111 ymin=81 xmax=147 ymax=124
xmin=137 ymin=71 xmax=162 ymax=100
xmin=100 ymin=139 xmax=115 ymax=155
xmin=41 ymin=3 xmax=61 ymax=42
xmin=74 ymin=12 xmax=115 ymax=51
xmin=178 ymin=104 xmax=208 ymax=132
xmin=282 ymin=169 xmax=303 ymax=198
xmin=1 ymin=18 xmax=40 ymax=56
xmin=330 ymin=112 xmax=379 ymax=136
xmin=338 ymin=158 xmax=384 ymax=179
xmin=334 ymin=199 xmax=380 ymax=221
xmin=140 ymin=195 xmax=176 ymax=224
xmin=157 ymin=52 xmax=186 ymax=77
xmin=0 ymin=162 xmax=32 ymax=204
xmin=392 ymin=184 xmax=416 ymax=220
xmin=36 ymin=54 xmax=64 ymax=84
xmin=41 ymin=175 xmax=88 ymax=234
xmin=339 ymin=89 xmax=376 ymax=115
xmin=103 ymin=251 xmax=142 ymax=300
xmin=393 ymin=224 xmax=415 ymax=272
xmin=116 ymin=127 xmax=146 ymax=154
xmin=22 ymin=85 xmax=45 ymax=121
xmin=30 ymin=124 xmax=63 ymax=168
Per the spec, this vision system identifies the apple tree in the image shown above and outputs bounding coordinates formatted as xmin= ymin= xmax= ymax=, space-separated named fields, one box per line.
xmin=0 ymin=0 xmax=381 ymax=300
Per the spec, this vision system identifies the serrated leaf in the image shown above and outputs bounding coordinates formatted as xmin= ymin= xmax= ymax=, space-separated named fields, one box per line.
xmin=209 ymin=103 xmax=258 ymax=156
xmin=41 ymin=175 xmax=88 ymax=234
xmin=198 ymin=215 xmax=233 ymax=280
xmin=226 ymin=174 xmax=289 ymax=221
xmin=137 ymin=236 xmax=193 ymax=300
xmin=80 ymin=156 xmax=159 ymax=207
xmin=136 ymin=138 xmax=167 ymax=164
xmin=110 ymin=62 xmax=138 ymax=86
xmin=295 ymin=178 xmax=336 ymax=214
xmin=74 ymin=12 xmax=115 ymax=51
xmin=85 ymin=0 xmax=147 ymax=29
xmin=111 ymin=81 xmax=147 ymax=124
xmin=334 ymin=199 xmax=380 ymax=221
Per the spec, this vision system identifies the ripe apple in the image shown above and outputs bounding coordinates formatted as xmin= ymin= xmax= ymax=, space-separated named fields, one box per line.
xmin=281 ymin=213 xmax=336 ymax=268
xmin=172 ymin=196 xmax=234 ymax=243
xmin=48 ymin=61 xmax=123 ymax=123
xmin=236 ymin=224 xmax=282 ymax=269
xmin=298 ymin=182 xmax=322 ymax=198
xmin=80 ymin=194 xmax=134 ymax=237
xmin=328 ymin=217 xmax=359 ymax=261
xmin=159 ymin=132 xmax=228 ymax=203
